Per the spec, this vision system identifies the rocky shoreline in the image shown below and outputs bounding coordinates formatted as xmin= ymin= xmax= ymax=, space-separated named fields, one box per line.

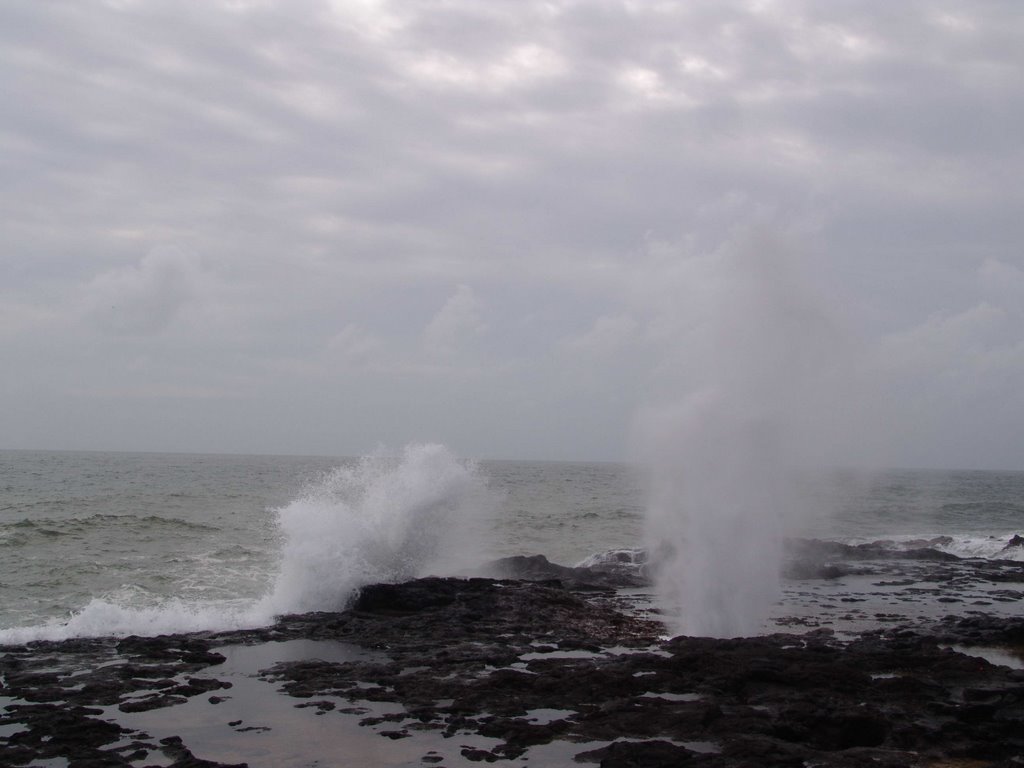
xmin=2 ymin=552 xmax=1024 ymax=767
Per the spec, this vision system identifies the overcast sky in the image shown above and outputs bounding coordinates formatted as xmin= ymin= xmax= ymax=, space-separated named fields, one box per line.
xmin=2 ymin=0 xmax=1023 ymax=468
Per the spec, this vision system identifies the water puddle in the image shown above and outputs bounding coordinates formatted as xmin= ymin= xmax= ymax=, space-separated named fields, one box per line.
xmin=218 ymin=638 xmax=379 ymax=669
xmin=518 ymin=644 xmax=665 ymax=663
xmin=527 ymin=738 xmax=617 ymax=763
xmin=605 ymin=644 xmax=672 ymax=658
xmin=94 ymin=644 xmax=389 ymax=766
xmin=523 ymin=708 xmax=576 ymax=725
xmin=639 ymin=691 xmax=702 ymax=702
xmin=90 ymin=639 xmax=504 ymax=767
xmin=519 ymin=649 xmax=603 ymax=661
xmin=0 ymin=720 xmax=25 ymax=739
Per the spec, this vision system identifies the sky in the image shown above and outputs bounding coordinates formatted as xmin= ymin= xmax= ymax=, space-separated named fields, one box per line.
xmin=2 ymin=0 xmax=1023 ymax=468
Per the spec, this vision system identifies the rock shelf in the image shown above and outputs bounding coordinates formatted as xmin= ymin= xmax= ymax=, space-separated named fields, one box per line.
xmin=2 ymin=569 xmax=1024 ymax=766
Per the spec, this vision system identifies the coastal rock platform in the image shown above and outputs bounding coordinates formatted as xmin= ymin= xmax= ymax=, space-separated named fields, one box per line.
xmin=2 ymin=573 xmax=1024 ymax=767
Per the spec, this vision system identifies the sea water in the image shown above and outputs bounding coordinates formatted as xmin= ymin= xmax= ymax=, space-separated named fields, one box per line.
xmin=1 ymin=447 xmax=1022 ymax=642
xmin=0 ymin=447 xmax=643 ymax=641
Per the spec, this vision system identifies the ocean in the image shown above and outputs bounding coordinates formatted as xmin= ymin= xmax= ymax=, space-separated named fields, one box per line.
xmin=2 ymin=446 xmax=1022 ymax=644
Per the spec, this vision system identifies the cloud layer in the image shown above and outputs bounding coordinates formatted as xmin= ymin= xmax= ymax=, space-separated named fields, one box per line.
xmin=2 ymin=0 xmax=1022 ymax=467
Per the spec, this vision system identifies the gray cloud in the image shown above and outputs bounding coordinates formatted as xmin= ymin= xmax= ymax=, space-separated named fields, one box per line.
xmin=83 ymin=247 xmax=202 ymax=335
xmin=2 ymin=0 xmax=1022 ymax=466
xmin=423 ymin=284 xmax=486 ymax=357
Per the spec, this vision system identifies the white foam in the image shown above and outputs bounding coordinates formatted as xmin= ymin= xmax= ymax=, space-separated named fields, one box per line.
xmin=258 ymin=443 xmax=490 ymax=616
xmin=935 ymin=535 xmax=1024 ymax=562
xmin=574 ymin=548 xmax=646 ymax=570
xmin=842 ymin=533 xmax=1024 ymax=562
xmin=0 ymin=598 xmax=269 ymax=644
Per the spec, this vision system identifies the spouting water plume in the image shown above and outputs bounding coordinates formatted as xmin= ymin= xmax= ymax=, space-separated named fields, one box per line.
xmin=635 ymin=228 xmax=848 ymax=638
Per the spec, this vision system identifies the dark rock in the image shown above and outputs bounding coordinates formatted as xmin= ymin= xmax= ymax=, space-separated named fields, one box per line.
xmin=158 ymin=734 xmax=248 ymax=767
xmin=460 ymin=747 xmax=499 ymax=761
xmin=173 ymin=677 xmax=232 ymax=697
xmin=783 ymin=560 xmax=848 ymax=580
xmin=481 ymin=553 xmax=648 ymax=588
xmin=899 ymin=548 xmax=962 ymax=561
xmin=353 ymin=578 xmax=462 ymax=614
xmin=577 ymin=739 xmax=694 ymax=767
xmin=4 ymin=574 xmax=1024 ymax=766
xmin=118 ymin=693 xmax=188 ymax=712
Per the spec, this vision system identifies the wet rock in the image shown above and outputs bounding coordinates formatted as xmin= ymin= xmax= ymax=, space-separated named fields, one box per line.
xmin=577 ymin=739 xmax=695 ymax=766
xmin=4 ymin=574 xmax=1024 ymax=766
xmin=481 ymin=553 xmax=649 ymax=588
xmin=158 ymin=735 xmax=247 ymax=767
xmin=899 ymin=547 xmax=962 ymax=561
xmin=173 ymin=677 xmax=232 ymax=697
xmin=782 ymin=560 xmax=848 ymax=580
xmin=118 ymin=693 xmax=189 ymax=712
xmin=0 ymin=703 xmax=131 ymax=766
xmin=354 ymin=577 xmax=464 ymax=613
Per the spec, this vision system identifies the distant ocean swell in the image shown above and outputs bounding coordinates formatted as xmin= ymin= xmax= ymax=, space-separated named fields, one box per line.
xmin=0 ymin=514 xmax=220 ymax=544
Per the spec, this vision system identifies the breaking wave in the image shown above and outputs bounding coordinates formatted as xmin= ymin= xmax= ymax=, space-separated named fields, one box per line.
xmin=257 ymin=443 xmax=490 ymax=616
xmin=849 ymin=533 xmax=1024 ymax=562
xmin=0 ymin=444 xmax=490 ymax=643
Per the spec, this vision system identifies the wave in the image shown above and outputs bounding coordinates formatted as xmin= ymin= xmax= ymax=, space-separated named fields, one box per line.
xmin=784 ymin=533 xmax=1024 ymax=567
xmin=575 ymin=548 xmax=648 ymax=572
xmin=0 ymin=514 xmax=221 ymax=547
xmin=861 ymin=533 xmax=1024 ymax=562
xmin=939 ymin=501 xmax=1024 ymax=517
xmin=0 ymin=444 xmax=490 ymax=644
xmin=0 ymin=599 xmax=270 ymax=645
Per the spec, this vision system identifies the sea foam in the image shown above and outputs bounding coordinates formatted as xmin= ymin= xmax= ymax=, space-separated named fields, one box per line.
xmin=257 ymin=443 xmax=489 ymax=616
xmin=847 ymin=533 xmax=1024 ymax=563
